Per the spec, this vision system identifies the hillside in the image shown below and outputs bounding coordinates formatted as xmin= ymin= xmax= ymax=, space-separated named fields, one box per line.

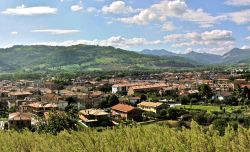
xmin=140 ymin=49 xmax=176 ymax=57
xmin=140 ymin=48 xmax=250 ymax=65
xmin=184 ymin=51 xmax=222 ymax=64
xmin=223 ymin=48 xmax=250 ymax=63
xmin=0 ymin=122 xmax=249 ymax=152
xmin=0 ymin=45 xmax=196 ymax=72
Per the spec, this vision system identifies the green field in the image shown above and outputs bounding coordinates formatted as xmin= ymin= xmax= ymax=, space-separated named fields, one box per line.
xmin=0 ymin=122 xmax=249 ymax=151
xmin=177 ymin=105 xmax=242 ymax=113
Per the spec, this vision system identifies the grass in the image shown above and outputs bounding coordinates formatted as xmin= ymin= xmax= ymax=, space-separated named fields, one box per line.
xmin=177 ymin=105 xmax=242 ymax=113
xmin=0 ymin=118 xmax=8 ymax=121
xmin=0 ymin=122 xmax=250 ymax=151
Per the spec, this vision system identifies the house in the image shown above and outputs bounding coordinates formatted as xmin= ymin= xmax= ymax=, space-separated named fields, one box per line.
xmin=127 ymin=83 xmax=168 ymax=95
xmin=8 ymin=112 xmax=32 ymax=129
xmin=216 ymin=92 xmax=232 ymax=101
xmin=111 ymin=104 xmax=142 ymax=121
xmin=234 ymin=79 xmax=247 ymax=88
xmin=79 ymin=109 xmax=110 ymax=127
xmin=54 ymin=100 xmax=68 ymax=111
xmin=8 ymin=91 xmax=32 ymax=100
xmin=137 ymin=102 xmax=169 ymax=114
xmin=159 ymin=87 xmax=178 ymax=96
xmin=41 ymin=93 xmax=67 ymax=110
xmin=41 ymin=93 xmax=63 ymax=102
xmin=112 ymin=82 xmax=149 ymax=94
xmin=22 ymin=102 xmax=58 ymax=115
xmin=44 ymin=81 xmax=57 ymax=90
xmin=240 ymin=84 xmax=250 ymax=89
xmin=213 ymin=79 xmax=234 ymax=92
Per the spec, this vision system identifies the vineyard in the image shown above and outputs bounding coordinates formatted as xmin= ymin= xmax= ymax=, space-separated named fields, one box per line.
xmin=0 ymin=122 xmax=250 ymax=152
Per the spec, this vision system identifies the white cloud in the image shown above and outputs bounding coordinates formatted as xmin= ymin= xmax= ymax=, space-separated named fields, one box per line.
xmin=11 ymin=32 xmax=18 ymax=35
xmin=241 ymin=45 xmax=250 ymax=49
xmin=164 ymin=30 xmax=233 ymax=42
xmin=164 ymin=29 xmax=235 ymax=54
xmin=225 ymin=0 xmax=250 ymax=6
xmin=181 ymin=9 xmax=227 ymax=28
xmin=31 ymin=29 xmax=80 ymax=35
xmin=102 ymin=1 xmax=138 ymax=14
xmin=2 ymin=5 xmax=57 ymax=15
xmin=117 ymin=0 xmax=223 ymax=28
xmin=246 ymin=36 xmax=250 ymax=40
xmin=118 ymin=0 xmax=187 ymax=25
xmin=71 ymin=5 xmax=83 ymax=12
xmin=162 ymin=21 xmax=175 ymax=31
xmin=227 ymin=9 xmax=250 ymax=24
xmin=30 ymin=36 xmax=161 ymax=49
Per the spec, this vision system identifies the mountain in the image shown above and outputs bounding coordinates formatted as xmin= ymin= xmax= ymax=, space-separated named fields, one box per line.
xmin=0 ymin=45 xmax=196 ymax=73
xmin=140 ymin=49 xmax=222 ymax=64
xmin=141 ymin=48 xmax=250 ymax=65
xmin=140 ymin=49 xmax=177 ymax=57
xmin=222 ymin=48 xmax=250 ymax=63
xmin=183 ymin=51 xmax=222 ymax=64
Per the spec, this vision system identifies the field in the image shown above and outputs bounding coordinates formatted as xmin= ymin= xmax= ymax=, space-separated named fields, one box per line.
xmin=0 ymin=122 xmax=250 ymax=152
xmin=177 ymin=105 xmax=242 ymax=113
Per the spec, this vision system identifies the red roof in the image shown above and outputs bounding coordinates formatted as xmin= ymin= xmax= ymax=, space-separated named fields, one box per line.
xmin=241 ymin=84 xmax=250 ymax=89
xmin=111 ymin=104 xmax=135 ymax=113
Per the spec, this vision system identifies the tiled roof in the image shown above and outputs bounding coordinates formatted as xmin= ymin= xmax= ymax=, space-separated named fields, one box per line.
xmin=112 ymin=82 xmax=149 ymax=88
xmin=79 ymin=109 xmax=109 ymax=116
xmin=28 ymin=102 xmax=43 ymax=108
xmin=111 ymin=104 xmax=135 ymax=113
xmin=241 ymin=84 xmax=250 ymax=89
xmin=138 ymin=102 xmax=163 ymax=108
xmin=9 ymin=91 xmax=32 ymax=96
xmin=130 ymin=83 xmax=168 ymax=90
xmin=9 ymin=112 xmax=32 ymax=120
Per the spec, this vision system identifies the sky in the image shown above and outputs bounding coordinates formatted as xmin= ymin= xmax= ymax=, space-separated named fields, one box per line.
xmin=0 ymin=0 xmax=250 ymax=55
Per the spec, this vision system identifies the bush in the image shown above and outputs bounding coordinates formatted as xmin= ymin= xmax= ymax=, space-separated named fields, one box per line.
xmin=212 ymin=119 xmax=228 ymax=135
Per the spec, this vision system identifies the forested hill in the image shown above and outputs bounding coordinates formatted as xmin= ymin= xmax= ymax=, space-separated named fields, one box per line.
xmin=0 ymin=45 xmax=196 ymax=72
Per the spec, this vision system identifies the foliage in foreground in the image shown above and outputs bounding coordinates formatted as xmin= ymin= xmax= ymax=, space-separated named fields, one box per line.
xmin=1 ymin=121 xmax=250 ymax=152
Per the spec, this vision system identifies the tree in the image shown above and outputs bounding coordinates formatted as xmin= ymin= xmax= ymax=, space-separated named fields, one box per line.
xmin=38 ymin=105 xmax=78 ymax=135
xmin=179 ymin=96 xmax=190 ymax=105
xmin=66 ymin=97 xmax=77 ymax=105
xmin=190 ymin=98 xmax=198 ymax=105
xmin=140 ymin=94 xmax=147 ymax=102
xmin=198 ymin=84 xmax=213 ymax=100
xmin=108 ymin=94 xmax=119 ymax=107
xmin=97 ymin=83 xmax=112 ymax=93
xmin=166 ymin=108 xmax=180 ymax=120
xmin=99 ymin=94 xmax=119 ymax=108
xmin=212 ymin=119 xmax=228 ymax=136
xmin=242 ymin=86 xmax=250 ymax=99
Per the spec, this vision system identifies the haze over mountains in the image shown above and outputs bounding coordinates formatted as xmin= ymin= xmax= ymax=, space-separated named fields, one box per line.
xmin=140 ymin=48 xmax=250 ymax=64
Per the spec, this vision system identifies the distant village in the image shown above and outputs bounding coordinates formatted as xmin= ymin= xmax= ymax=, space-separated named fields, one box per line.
xmin=1 ymin=70 xmax=250 ymax=131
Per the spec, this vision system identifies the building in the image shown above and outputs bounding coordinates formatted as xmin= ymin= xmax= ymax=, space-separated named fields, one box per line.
xmin=137 ymin=102 xmax=169 ymax=114
xmin=127 ymin=83 xmax=168 ymax=95
xmin=216 ymin=92 xmax=233 ymax=101
xmin=8 ymin=112 xmax=32 ymax=129
xmin=112 ymin=82 xmax=149 ymax=94
xmin=79 ymin=109 xmax=110 ymax=127
xmin=111 ymin=104 xmax=142 ymax=121
xmin=8 ymin=91 xmax=32 ymax=100
xmin=213 ymin=79 xmax=234 ymax=92
xmin=21 ymin=102 xmax=58 ymax=115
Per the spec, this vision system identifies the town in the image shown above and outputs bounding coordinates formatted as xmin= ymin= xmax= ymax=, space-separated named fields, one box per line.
xmin=1 ymin=70 xmax=250 ymax=135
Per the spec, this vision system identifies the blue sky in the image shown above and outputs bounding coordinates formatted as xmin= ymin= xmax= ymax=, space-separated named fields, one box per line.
xmin=0 ymin=0 xmax=250 ymax=55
